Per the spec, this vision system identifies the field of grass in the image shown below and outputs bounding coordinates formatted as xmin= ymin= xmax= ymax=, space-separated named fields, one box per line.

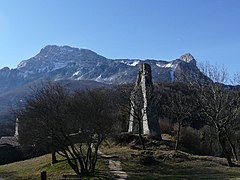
xmin=0 ymin=153 xmax=111 ymax=179
xmin=0 ymin=144 xmax=239 ymax=179
xmin=102 ymin=145 xmax=240 ymax=180
xmin=121 ymin=157 xmax=240 ymax=179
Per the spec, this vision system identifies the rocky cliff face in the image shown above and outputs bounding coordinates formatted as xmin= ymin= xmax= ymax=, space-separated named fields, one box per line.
xmin=180 ymin=53 xmax=196 ymax=65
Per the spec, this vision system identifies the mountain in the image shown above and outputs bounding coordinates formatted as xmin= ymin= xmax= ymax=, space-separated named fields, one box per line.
xmin=0 ymin=45 xmax=208 ymax=125
xmin=0 ymin=45 xmax=206 ymax=93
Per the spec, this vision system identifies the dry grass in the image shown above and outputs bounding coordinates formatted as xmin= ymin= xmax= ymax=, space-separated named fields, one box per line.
xmin=0 ymin=143 xmax=240 ymax=179
xmin=0 ymin=154 xmax=73 ymax=179
xmin=102 ymin=144 xmax=240 ymax=179
xmin=0 ymin=153 xmax=111 ymax=180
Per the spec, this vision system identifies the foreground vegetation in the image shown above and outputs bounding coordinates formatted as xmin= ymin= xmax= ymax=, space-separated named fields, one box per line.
xmin=0 ymin=153 xmax=110 ymax=179
xmin=17 ymin=84 xmax=118 ymax=176
xmin=0 ymin=143 xmax=240 ymax=179
xmin=102 ymin=139 xmax=240 ymax=179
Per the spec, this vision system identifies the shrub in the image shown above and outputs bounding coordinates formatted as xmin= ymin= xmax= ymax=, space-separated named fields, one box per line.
xmin=180 ymin=126 xmax=222 ymax=156
xmin=199 ymin=126 xmax=221 ymax=156
xmin=180 ymin=126 xmax=201 ymax=153
xmin=159 ymin=119 xmax=174 ymax=135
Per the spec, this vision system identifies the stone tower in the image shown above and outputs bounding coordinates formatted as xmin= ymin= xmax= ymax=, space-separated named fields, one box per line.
xmin=128 ymin=63 xmax=161 ymax=137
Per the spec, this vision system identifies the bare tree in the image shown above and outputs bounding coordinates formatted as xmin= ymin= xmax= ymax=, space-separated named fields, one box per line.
xmin=65 ymin=88 xmax=116 ymax=174
xmin=195 ymin=63 xmax=240 ymax=166
xmin=17 ymin=83 xmax=69 ymax=164
xmin=115 ymin=84 xmax=148 ymax=150
xmin=155 ymin=82 xmax=196 ymax=150
xmin=129 ymin=88 xmax=147 ymax=150
xmin=17 ymin=83 xmax=116 ymax=176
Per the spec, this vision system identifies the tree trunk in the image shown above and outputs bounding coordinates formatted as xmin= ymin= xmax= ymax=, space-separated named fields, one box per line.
xmin=229 ymin=143 xmax=238 ymax=161
xmin=139 ymin=133 xmax=146 ymax=150
xmin=225 ymin=130 xmax=238 ymax=161
xmin=51 ymin=152 xmax=57 ymax=164
xmin=218 ymin=131 xmax=234 ymax=167
xmin=175 ymin=121 xmax=181 ymax=150
xmin=138 ymin=118 xmax=146 ymax=150
xmin=64 ymin=150 xmax=81 ymax=175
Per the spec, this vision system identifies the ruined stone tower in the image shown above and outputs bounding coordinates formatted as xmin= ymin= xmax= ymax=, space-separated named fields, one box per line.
xmin=128 ymin=63 xmax=161 ymax=137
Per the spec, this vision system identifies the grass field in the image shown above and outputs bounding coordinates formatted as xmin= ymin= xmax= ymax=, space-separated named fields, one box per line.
xmin=0 ymin=153 xmax=111 ymax=179
xmin=102 ymin=146 xmax=240 ymax=180
xmin=0 ymin=145 xmax=239 ymax=179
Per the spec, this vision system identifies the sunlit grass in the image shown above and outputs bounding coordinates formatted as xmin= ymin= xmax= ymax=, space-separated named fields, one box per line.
xmin=0 ymin=153 xmax=111 ymax=179
xmin=102 ymin=144 xmax=240 ymax=179
xmin=0 ymin=144 xmax=240 ymax=179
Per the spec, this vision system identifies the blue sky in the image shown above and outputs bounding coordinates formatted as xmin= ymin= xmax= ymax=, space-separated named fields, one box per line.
xmin=0 ymin=0 xmax=240 ymax=75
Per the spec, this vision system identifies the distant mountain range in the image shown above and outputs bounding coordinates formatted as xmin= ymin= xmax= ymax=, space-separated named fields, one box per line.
xmin=0 ymin=45 xmax=208 ymax=125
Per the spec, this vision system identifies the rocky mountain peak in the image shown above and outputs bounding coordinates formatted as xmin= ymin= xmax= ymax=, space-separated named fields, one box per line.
xmin=39 ymin=45 xmax=85 ymax=55
xmin=37 ymin=45 xmax=105 ymax=62
xmin=16 ymin=45 xmax=106 ymax=71
xmin=179 ymin=53 xmax=196 ymax=66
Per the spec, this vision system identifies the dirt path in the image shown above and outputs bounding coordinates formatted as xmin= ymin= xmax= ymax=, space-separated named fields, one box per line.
xmin=98 ymin=151 xmax=128 ymax=179
xmin=108 ymin=159 xmax=128 ymax=179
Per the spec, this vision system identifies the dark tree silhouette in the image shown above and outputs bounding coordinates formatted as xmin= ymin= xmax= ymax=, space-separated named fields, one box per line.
xmin=115 ymin=84 xmax=148 ymax=150
xmin=156 ymin=82 xmax=197 ymax=150
xmin=17 ymin=83 xmax=116 ymax=176
xmin=195 ymin=63 xmax=240 ymax=166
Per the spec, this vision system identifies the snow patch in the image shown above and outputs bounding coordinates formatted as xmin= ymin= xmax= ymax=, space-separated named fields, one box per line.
xmin=72 ymin=71 xmax=81 ymax=76
xmin=76 ymin=75 xmax=84 ymax=80
xmin=52 ymin=62 xmax=68 ymax=70
xmin=156 ymin=62 xmax=174 ymax=68
xmin=156 ymin=62 xmax=178 ymax=81
xmin=121 ymin=60 xmax=140 ymax=67
xmin=17 ymin=61 xmax=28 ymax=69
xmin=95 ymin=74 xmax=102 ymax=82
xmin=170 ymin=63 xmax=178 ymax=82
